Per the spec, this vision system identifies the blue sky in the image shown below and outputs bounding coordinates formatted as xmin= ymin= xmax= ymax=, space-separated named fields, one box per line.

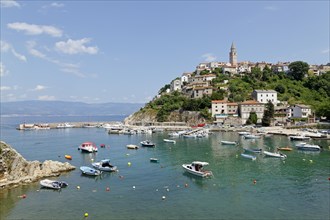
xmin=1 ymin=0 xmax=329 ymax=104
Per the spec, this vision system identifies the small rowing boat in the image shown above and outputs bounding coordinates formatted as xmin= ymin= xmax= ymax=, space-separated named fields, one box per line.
xmin=277 ymin=147 xmax=293 ymax=151
xmin=150 ymin=158 xmax=159 ymax=163
xmin=64 ymin=155 xmax=72 ymax=160
xmin=163 ymin=139 xmax=176 ymax=144
xmin=127 ymin=144 xmax=139 ymax=149
xmin=221 ymin=140 xmax=237 ymax=145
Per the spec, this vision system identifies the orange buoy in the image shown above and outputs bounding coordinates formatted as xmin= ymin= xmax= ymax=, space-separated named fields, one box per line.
xmin=65 ymin=155 xmax=72 ymax=160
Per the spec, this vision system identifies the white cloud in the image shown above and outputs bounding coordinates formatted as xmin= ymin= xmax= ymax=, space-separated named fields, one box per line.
xmin=1 ymin=40 xmax=27 ymax=61
xmin=321 ymin=49 xmax=329 ymax=54
xmin=38 ymin=95 xmax=56 ymax=101
xmin=0 ymin=86 xmax=11 ymax=91
xmin=202 ymin=53 xmax=217 ymax=62
xmin=55 ymin=38 xmax=98 ymax=54
xmin=0 ymin=62 xmax=9 ymax=77
xmin=0 ymin=0 xmax=20 ymax=8
xmin=32 ymin=85 xmax=47 ymax=91
xmin=60 ymin=67 xmax=86 ymax=78
xmin=50 ymin=2 xmax=64 ymax=8
xmin=7 ymin=22 xmax=63 ymax=37
xmin=264 ymin=6 xmax=278 ymax=11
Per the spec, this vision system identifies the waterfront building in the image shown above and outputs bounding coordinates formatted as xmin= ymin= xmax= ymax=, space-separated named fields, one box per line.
xmin=239 ymin=100 xmax=264 ymax=124
xmin=192 ymin=86 xmax=213 ymax=99
xmin=289 ymin=104 xmax=312 ymax=118
xmin=251 ymin=90 xmax=278 ymax=105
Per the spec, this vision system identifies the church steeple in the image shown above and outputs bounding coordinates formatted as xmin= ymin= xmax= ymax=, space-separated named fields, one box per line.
xmin=229 ymin=42 xmax=237 ymax=66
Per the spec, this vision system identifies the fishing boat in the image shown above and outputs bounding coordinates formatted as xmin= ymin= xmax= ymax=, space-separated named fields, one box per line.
xmin=277 ymin=147 xmax=293 ymax=151
xmin=243 ymin=148 xmax=262 ymax=153
xmin=92 ymin=159 xmax=117 ymax=172
xmin=40 ymin=179 xmax=68 ymax=190
xmin=140 ymin=140 xmax=155 ymax=147
xmin=182 ymin=161 xmax=213 ymax=178
xmin=127 ymin=144 xmax=139 ymax=149
xmin=263 ymin=151 xmax=287 ymax=159
xmin=80 ymin=166 xmax=102 ymax=176
xmin=163 ymin=139 xmax=176 ymax=144
xmin=295 ymin=142 xmax=321 ymax=151
xmin=78 ymin=142 xmax=98 ymax=153
xmin=64 ymin=155 xmax=72 ymax=160
xmin=240 ymin=153 xmax=256 ymax=160
xmin=221 ymin=140 xmax=237 ymax=145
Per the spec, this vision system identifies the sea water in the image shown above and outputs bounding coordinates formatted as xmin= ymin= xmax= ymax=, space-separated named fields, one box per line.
xmin=0 ymin=116 xmax=329 ymax=220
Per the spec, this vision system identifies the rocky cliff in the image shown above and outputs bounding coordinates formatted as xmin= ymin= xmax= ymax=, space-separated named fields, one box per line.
xmin=124 ymin=109 xmax=208 ymax=126
xmin=0 ymin=141 xmax=75 ymax=189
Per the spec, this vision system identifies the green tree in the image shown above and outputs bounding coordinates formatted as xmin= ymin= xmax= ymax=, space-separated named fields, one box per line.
xmin=158 ymin=84 xmax=170 ymax=94
xmin=262 ymin=101 xmax=274 ymax=126
xmin=246 ymin=112 xmax=257 ymax=125
xmin=275 ymin=84 xmax=286 ymax=94
xmin=288 ymin=61 xmax=309 ymax=81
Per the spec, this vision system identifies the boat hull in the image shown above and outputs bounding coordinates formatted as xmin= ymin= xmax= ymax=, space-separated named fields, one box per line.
xmin=221 ymin=141 xmax=237 ymax=145
xmin=241 ymin=153 xmax=256 ymax=160
xmin=182 ymin=164 xmax=212 ymax=178
xmin=80 ymin=166 xmax=102 ymax=176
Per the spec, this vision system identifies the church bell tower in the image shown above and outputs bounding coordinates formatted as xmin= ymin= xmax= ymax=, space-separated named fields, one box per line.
xmin=229 ymin=42 xmax=237 ymax=66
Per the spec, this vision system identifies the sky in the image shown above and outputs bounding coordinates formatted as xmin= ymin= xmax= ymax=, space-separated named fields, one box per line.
xmin=1 ymin=0 xmax=329 ymax=104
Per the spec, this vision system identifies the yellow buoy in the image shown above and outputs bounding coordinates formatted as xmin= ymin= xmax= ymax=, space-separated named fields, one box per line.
xmin=84 ymin=213 xmax=88 ymax=217
xmin=128 ymin=162 xmax=131 ymax=166
xmin=77 ymin=186 xmax=80 ymax=189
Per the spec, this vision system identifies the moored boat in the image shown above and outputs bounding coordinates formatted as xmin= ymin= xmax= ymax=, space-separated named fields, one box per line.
xmin=80 ymin=166 xmax=102 ymax=176
xmin=221 ymin=140 xmax=237 ymax=145
xmin=150 ymin=158 xmax=159 ymax=163
xmin=243 ymin=134 xmax=261 ymax=139
xmin=277 ymin=147 xmax=293 ymax=151
xmin=40 ymin=179 xmax=68 ymax=190
xmin=263 ymin=151 xmax=287 ymax=159
xmin=56 ymin=123 xmax=74 ymax=128
xmin=78 ymin=142 xmax=98 ymax=153
xmin=240 ymin=153 xmax=256 ymax=160
xmin=238 ymin=131 xmax=251 ymax=136
xmin=92 ymin=159 xmax=117 ymax=172
xmin=243 ymin=148 xmax=262 ymax=153
xmin=289 ymin=135 xmax=310 ymax=141
xmin=127 ymin=144 xmax=139 ymax=149
xmin=140 ymin=140 xmax=155 ymax=147
xmin=295 ymin=142 xmax=321 ymax=151
xmin=182 ymin=161 xmax=213 ymax=178
xmin=64 ymin=155 xmax=72 ymax=160
xmin=163 ymin=139 xmax=176 ymax=144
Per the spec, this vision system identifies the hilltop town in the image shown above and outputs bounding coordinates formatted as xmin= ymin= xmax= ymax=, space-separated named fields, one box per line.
xmin=126 ymin=43 xmax=330 ymax=127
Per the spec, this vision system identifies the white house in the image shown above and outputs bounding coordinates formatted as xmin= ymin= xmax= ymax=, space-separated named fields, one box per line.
xmin=170 ymin=79 xmax=181 ymax=92
xmin=239 ymin=100 xmax=265 ymax=124
xmin=181 ymin=72 xmax=191 ymax=84
xmin=289 ymin=104 xmax=312 ymax=118
xmin=252 ymin=90 xmax=278 ymax=105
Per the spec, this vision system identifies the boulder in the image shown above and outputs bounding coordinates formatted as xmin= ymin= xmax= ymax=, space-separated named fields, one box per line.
xmin=0 ymin=141 xmax=75 ymax=189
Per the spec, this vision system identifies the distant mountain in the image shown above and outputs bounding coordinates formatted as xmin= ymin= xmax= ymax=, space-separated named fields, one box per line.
xmin=0 ymin=101 xmax=145 ymax=116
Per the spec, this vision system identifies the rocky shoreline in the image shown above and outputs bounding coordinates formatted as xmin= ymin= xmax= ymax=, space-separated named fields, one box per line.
xmin=0 ymin=141 xmax=75 ymax=189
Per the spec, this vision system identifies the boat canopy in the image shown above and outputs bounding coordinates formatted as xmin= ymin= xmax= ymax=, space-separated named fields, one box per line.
xmin=191 ymin=161 xmax=209 ymax=166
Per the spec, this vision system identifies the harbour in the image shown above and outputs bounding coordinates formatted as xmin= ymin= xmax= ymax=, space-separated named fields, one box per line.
xmin=1 ymin=116 xmax=330 ymax=219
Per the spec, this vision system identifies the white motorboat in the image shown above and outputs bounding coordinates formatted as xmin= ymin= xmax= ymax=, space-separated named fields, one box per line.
xmin=263 ymin=151 xmax=287 ymax=159
xmin=221 ymin=140 xmax=237 ymax=145
xmin=295 ymin=142 xmax=321 ymax=151
xmin=240 ymin=153 xmax=256 ymax=160
xmin=80 ymin=166 xmax=102 ymax=176
xmin=127 ymin=144 xmax=139 ymax=149
xmin=78 ymin=142 xmax=98 ymax=153
xmin=238 ymin=131 xmax=251 ymax=136
xmin=243 ymin=148 xmax=262 ymax=153
xmin=56 ymin=123 xmax=74 ymax=128
xmin=140 ymin=140 xmax=155 ymax=147
xmin=243 ymin=134 xmax=261 ymax=139
xmin=289 ymin=135 xmax=310 ymax=141
xmin=40 ymin=179 xmax=68 ymax=190
xmin=182 ymin=161 xmax=213 ymax=178
xmin=163 ymin=139 xmax=176 ymax=144
xmin=92 ymin=159 xmax=117 ymax=172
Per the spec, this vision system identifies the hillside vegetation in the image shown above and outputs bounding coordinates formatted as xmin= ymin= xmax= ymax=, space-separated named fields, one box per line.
xmin=134 ymin=61 xmax=330 ymax=122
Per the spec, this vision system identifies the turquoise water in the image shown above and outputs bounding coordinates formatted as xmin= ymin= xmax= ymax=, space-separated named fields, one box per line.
xmin=1 ymin=117 xmax=329 ymax=220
